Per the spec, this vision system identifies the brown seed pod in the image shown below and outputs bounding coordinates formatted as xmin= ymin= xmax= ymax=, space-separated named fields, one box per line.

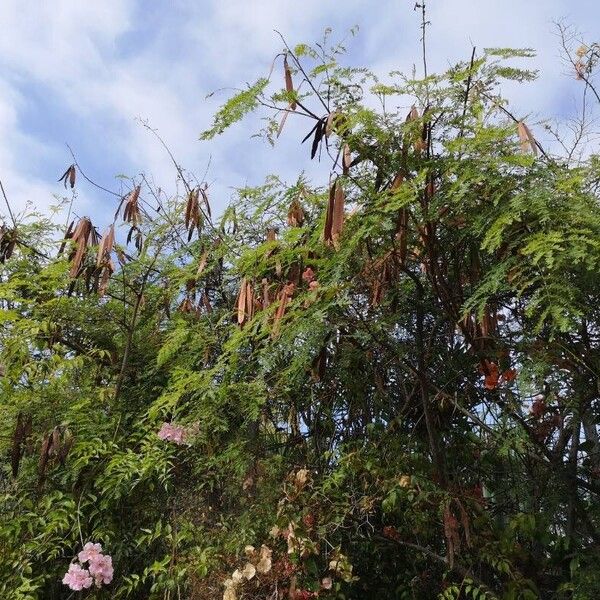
xmin=58 ymin=164 xmax=76 ymax=189
xmin=517 ymin=121 xmax=538 ymax=156
xmin=287 ymin=197 xmax=305 ymax=227
xmin=284 ymin=56 xmax=296 ymax=110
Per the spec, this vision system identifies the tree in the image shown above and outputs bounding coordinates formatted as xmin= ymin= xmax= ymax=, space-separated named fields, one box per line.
xmin=2 ymin=25 xmax=600 ymax=600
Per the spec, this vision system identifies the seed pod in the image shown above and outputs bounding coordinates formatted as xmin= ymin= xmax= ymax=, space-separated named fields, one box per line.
xmin=517 ymin=121 xmax=538 ymax=156
xmin=287 ymin=197 xmax=305 ymax=227
xmin=284 ymin=56 xmax=296 ymax=110
xmin=58 ymin=164 xmax=76 ymax=189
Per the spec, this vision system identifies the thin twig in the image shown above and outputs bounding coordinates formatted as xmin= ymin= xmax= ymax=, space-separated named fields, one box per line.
xmin=66 ymin=144 xmax=121 ymax=198
xmin=459 ymin=46 xmax=477 ymax=138
xmin=0 ymin=180 xmax=17 ymax=228
xmin=274 ymin=30 xmax=330 ymax=114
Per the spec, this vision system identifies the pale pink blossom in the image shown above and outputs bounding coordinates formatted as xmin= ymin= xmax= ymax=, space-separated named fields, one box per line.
xmin=65 ymin=542 xmax=114 ymax=591
xmin=77 ymin=541 xmax=103 ymax=564
xmin=62 ymin=563 xmax=93 ymax=591
xmin=157 ymin=421 xmax=187 ymax=445
xmin=89 ymin=553 xmax=114 ymax=586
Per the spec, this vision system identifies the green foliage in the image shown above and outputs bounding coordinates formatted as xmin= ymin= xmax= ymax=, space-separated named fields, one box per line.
xmin=200 ymin=78 xmax=269 ymax=139
xmin=2 ymin=29 xmax=600 ymax=600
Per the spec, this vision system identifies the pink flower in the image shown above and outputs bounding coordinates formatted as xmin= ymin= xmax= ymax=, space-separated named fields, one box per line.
xmin=77 ymin=541 xmax=103 ymax=564
xmin=62 ymin=563 xmax=93 ymax=591
xmin=157 ymin=422 xmax=187 ymax=445
xmin=89 ymin=553 xmax=114 ymax=586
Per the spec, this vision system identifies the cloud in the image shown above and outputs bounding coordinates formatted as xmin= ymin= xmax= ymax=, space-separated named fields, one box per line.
xmin=0 ymin=0 xmax=598 ymax=229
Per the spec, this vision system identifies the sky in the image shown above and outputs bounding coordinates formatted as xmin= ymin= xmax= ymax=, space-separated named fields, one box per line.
xmin=1 ymin=0 xmax=599 ymax=230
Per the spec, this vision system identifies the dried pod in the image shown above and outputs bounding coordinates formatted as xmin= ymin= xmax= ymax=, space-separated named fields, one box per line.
xmin=396 ymin=208 xmax=409 ymax=264
xmin=11 ymin=413 xmax=32 ymax=477
xmin=302 ymin=117 xmax=327 ymax=160
xmin=324 ymin=182 xmax=335 ymax=245
xmin=325 ymin=111 xmax=339 ymax=138
xmin=98 ymin=259 xmax=114 ymax=297
xmin=406 ymin=105 xmax=419 ymax=122
xmin=236 ymin=278 xmax=255 ymax=326
xmin=199 ymin=186 xmax=211 ymax=219
xmin=50 ymin=427 xmax=61 ymax=458
xmin=342 ymin=143 xmax=352 ymax=175
xmin=287 ymin=197 xmax=305 ymax=227
xmin=123 ymin=186 xmax=142 ymax=225
xmin=261 ymin=278 xmax=271 ymax=308
xmin=179 ymin=296 xmax=195 ymax=314
xmin=38 ymin=434 xmax=52 ymax=485
xmin=284 ymin=56 xmax=296 ymax=110
xmin=184 ymin=188 xmax=202 ymax=241
xmin=331 ymin=181 xmax=345 ymax=249
xmin=310 ymin=347 xmax=327 ymax=382
xmin=390 ymin=172 xmax=404 ymax=192
xmin=96 ymin=224 xmax=115 ymax=267
xmin=0 ymin=225 xmax=17 ymax=263
xmin=58 ymin=429 xmax=74 ymax=465
xmin=68 ymin=217 xmax=97 ymax=278
xmin=197 ymin=249 xmax=209 ymax=276
xmin=58 ymin=164 xmax=76 ymax=189
xmin=517 ymin=121 xmax=538 ymax=156
xmin=272 ymin=282 xmax=295 ymax=337
xmin=277 ymin=109 xmax=290 ymax=138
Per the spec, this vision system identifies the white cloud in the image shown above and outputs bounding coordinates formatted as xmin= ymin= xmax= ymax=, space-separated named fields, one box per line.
xmin=1 ymin=0 xmax=599 ymax=228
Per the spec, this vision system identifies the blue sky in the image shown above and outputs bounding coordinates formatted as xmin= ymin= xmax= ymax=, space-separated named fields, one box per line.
xmin=1 ymin=0 xmax=598 ymax=229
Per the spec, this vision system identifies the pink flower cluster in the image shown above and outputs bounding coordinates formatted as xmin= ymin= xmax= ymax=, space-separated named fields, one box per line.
xmin=62 ymin=542 xmax=113 ymax=591
xmin=157 ymin=421 xmax=188 ymax=445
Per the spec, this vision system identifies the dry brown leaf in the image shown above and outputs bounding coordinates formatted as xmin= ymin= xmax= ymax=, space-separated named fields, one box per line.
xmin=256 ymin=545 xmax=272 ymax=574
xmin=390 ymin=172 xmax=404 ymax=192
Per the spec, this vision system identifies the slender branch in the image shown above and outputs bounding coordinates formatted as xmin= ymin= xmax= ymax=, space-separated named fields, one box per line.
xmin=459 ymin=46 xmax=477 ymax=138
xmin=478 ymin=91 xmax=551 ymax=160
xmin=66 ymin=144 xmax=121 ymax=198
xmin=274 ymin=30 xmax=330 ymax=114
xmin=0 ymin=180 xmax=17 ymax=228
